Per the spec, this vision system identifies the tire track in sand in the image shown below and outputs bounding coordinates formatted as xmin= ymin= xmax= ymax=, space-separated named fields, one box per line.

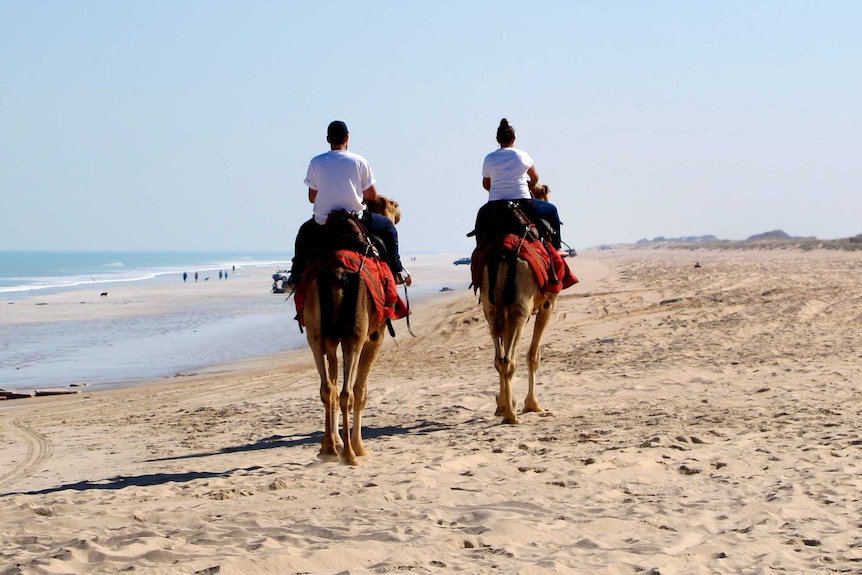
xmin=0 ymin=417 xmax=54 ymax=489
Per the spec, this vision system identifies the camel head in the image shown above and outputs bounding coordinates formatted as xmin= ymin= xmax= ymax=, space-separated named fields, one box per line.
xmin=366 ymin=196 xmax=401 ymax=224
xmin=532 ymin=184 xmax=551 ymax=202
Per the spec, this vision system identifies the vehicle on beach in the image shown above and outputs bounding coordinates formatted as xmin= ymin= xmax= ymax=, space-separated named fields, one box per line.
xmin=453 ymin=257 xmax=471 ymax=265
xmin=272 ymin=270 xmax=290 ymax=293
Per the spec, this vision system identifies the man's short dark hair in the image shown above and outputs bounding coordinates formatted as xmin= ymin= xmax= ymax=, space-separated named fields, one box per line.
xmin=327 ymin=120 xmax=349 ymax=144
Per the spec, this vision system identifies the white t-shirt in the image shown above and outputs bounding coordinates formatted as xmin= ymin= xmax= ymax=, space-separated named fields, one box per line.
xmin=304 ymin=150 xmax=376 ymax=224
xmin=482 ymin=147 xmax=534 ymax=201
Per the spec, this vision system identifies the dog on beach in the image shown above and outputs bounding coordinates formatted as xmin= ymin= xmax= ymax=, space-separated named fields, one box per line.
xmin=100 ymin=292 xmax=108 ymax=298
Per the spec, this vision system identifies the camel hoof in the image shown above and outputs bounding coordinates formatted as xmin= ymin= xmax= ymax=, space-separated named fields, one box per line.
xmin=319 ymin=442 xmax=338 ymax=455
xmin=502 ymin=415 xmax=521 ymax=425
xmin=523 ymin=402 xmax=545 ymax=414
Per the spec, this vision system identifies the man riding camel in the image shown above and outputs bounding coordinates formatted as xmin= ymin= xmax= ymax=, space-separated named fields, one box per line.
xmin=287 ymin=120 xmax=410 ymax=289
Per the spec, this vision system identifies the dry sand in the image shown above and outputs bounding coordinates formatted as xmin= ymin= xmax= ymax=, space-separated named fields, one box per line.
xmin=1 ymin=247 xmax=861 ymax=574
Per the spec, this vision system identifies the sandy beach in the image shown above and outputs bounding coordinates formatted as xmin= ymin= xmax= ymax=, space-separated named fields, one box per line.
xmin=2 ymin=246 xmax=861 ymax=574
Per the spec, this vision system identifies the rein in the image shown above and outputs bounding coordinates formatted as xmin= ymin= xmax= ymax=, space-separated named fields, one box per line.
xmin=402 ymin=282 xmax=416 ymax=337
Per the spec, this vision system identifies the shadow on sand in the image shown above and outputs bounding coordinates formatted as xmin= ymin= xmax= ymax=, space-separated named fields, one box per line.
xmin=3 ymin=420 xmax=452 ymax=497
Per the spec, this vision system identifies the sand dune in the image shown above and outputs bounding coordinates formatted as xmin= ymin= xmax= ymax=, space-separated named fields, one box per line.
xmin=2 ymin=247 xmax=861 ymax=574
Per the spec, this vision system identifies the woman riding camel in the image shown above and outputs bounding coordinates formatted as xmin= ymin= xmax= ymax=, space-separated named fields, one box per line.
xmin=481 ymin=118 xmax=565 ymax=255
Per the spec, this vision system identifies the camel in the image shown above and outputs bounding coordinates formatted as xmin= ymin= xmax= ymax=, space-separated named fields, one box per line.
xmin=479 ymin=248 xmax=557 ymax=425
xmin=303 ymin=267 xmax=384 ymax=465
xmin=301 ymin=196 xmax=400 ymax=465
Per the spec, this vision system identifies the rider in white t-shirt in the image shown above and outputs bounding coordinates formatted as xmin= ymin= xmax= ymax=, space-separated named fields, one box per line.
xmin=479 ymin=118 xmax=564 ymax=252
xmin=482 ymin=146 xmax=536 ymax=201
xmin=288 ymin=121 xmax=409 ymax=288
xmin=305 ymin=148 xmax=375 ymax=224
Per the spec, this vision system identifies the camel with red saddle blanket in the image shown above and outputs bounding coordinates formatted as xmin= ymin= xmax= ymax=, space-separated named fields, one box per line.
xmin=471 ymin=200 xmax=578 ymax=424
xmin=297 ymin=198 xmax=407 ymax=465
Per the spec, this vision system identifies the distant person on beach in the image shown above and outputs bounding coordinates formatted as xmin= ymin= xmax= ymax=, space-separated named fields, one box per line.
xmin=195 ymin=272 xmax=198 ymax=282
xmin=287 ymin=120 xmax=409 ymax=288
xmin=219 ymin=270 xmax=223 ymax=280
xmin=183 ymin=272 xmax=187 ymax=283
xmin=478 ymin=118 xmax=565 ymax=253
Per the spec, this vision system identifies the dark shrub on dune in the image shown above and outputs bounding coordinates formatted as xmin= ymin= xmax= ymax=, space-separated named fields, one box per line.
xmin=747 ymin=230 xmax=792 ymax=241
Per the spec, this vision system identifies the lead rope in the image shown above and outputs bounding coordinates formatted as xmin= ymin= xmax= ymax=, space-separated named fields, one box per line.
xmin=403 ymin=281 xmax=416 ymax=337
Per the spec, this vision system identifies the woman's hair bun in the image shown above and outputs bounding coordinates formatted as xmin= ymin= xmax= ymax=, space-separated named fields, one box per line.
xmin=496 ymin=118 xmax=516 ymax=145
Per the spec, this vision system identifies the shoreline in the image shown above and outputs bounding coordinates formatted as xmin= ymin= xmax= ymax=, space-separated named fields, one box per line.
xmin=0 ymin=250 xmax=294 ymax=298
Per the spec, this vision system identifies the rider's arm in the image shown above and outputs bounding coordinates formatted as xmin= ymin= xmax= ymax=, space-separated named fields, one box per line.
xmin=527 ymin=166 xmax=539 ymax=192
xmin=362 ymin=185 xmax=378 ymax=202
xmin=482 ymin=177 xmax=491 ymax=191
xmin=308 ymin=188 xmax=317 ymax=203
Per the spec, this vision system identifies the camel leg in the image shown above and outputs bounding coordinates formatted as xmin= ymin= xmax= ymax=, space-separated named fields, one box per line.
xmin=492 ymin=335 xmax=508 ymax=416
xmin=484 ymin=278 xmax=515 ymax=419
xmin=483 ymin=265 xmax=520 ymax=423
xmin=497 ymin=319 xmax=523 ymax=425
xmin=339 ymin=338 xmax=362 ymax=466
xmin=327 ymin=348 xmax=342 ymax=448
xmin=315 ymin=342 xmax=340 ymax=459
xmin=524 ymin=296 xmax=555 ymax=413
xmin=351 ymin=329 xmax=383 ymax=458
xmin=495 ymin=353 xmax=518 ymax=423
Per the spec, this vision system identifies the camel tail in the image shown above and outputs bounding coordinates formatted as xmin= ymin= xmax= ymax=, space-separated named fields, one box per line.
xmin=318 ymin=268 xmax=360 ymax=340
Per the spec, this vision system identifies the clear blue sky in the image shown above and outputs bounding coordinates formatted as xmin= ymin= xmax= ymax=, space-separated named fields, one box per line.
xmin=2 ymin=1 xmax=859 ymax=253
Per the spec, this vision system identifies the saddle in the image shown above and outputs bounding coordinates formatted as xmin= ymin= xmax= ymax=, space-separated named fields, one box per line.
xmin=294 ymin=210 xmax=407 ymax=329
xmin=316 ymin=209 xmax=394 ymax=270
xmin=317 ymin=210 xmax=379 ymax=259
xmin=469 ymin=199 xmax=556 ymax=248
xmin=468 ymin=201 xmax=578 ymax=295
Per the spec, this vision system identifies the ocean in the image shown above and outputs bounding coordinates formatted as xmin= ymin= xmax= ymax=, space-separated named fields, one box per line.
xmin=0 ymin=250 xmax=290 ymax=296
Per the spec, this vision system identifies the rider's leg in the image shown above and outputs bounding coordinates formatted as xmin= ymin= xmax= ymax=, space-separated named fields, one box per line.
xmin=288 ymin=218 xmax=320 ymax=286
xmin=532 ymin=200 xmax=563 ymax=249
xmin=363 ymin=211 xmax=406 ymax=279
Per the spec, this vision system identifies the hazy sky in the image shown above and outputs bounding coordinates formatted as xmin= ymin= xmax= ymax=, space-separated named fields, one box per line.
xmin=2 ymin=1 xmax=859 ymax=253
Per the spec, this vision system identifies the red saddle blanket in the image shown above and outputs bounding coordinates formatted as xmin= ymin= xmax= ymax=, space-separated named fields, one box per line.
xmin=294 ymin=250 xmax=408 ymax=328
xmin=471 ymin=235 xmax=579 ymax=294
